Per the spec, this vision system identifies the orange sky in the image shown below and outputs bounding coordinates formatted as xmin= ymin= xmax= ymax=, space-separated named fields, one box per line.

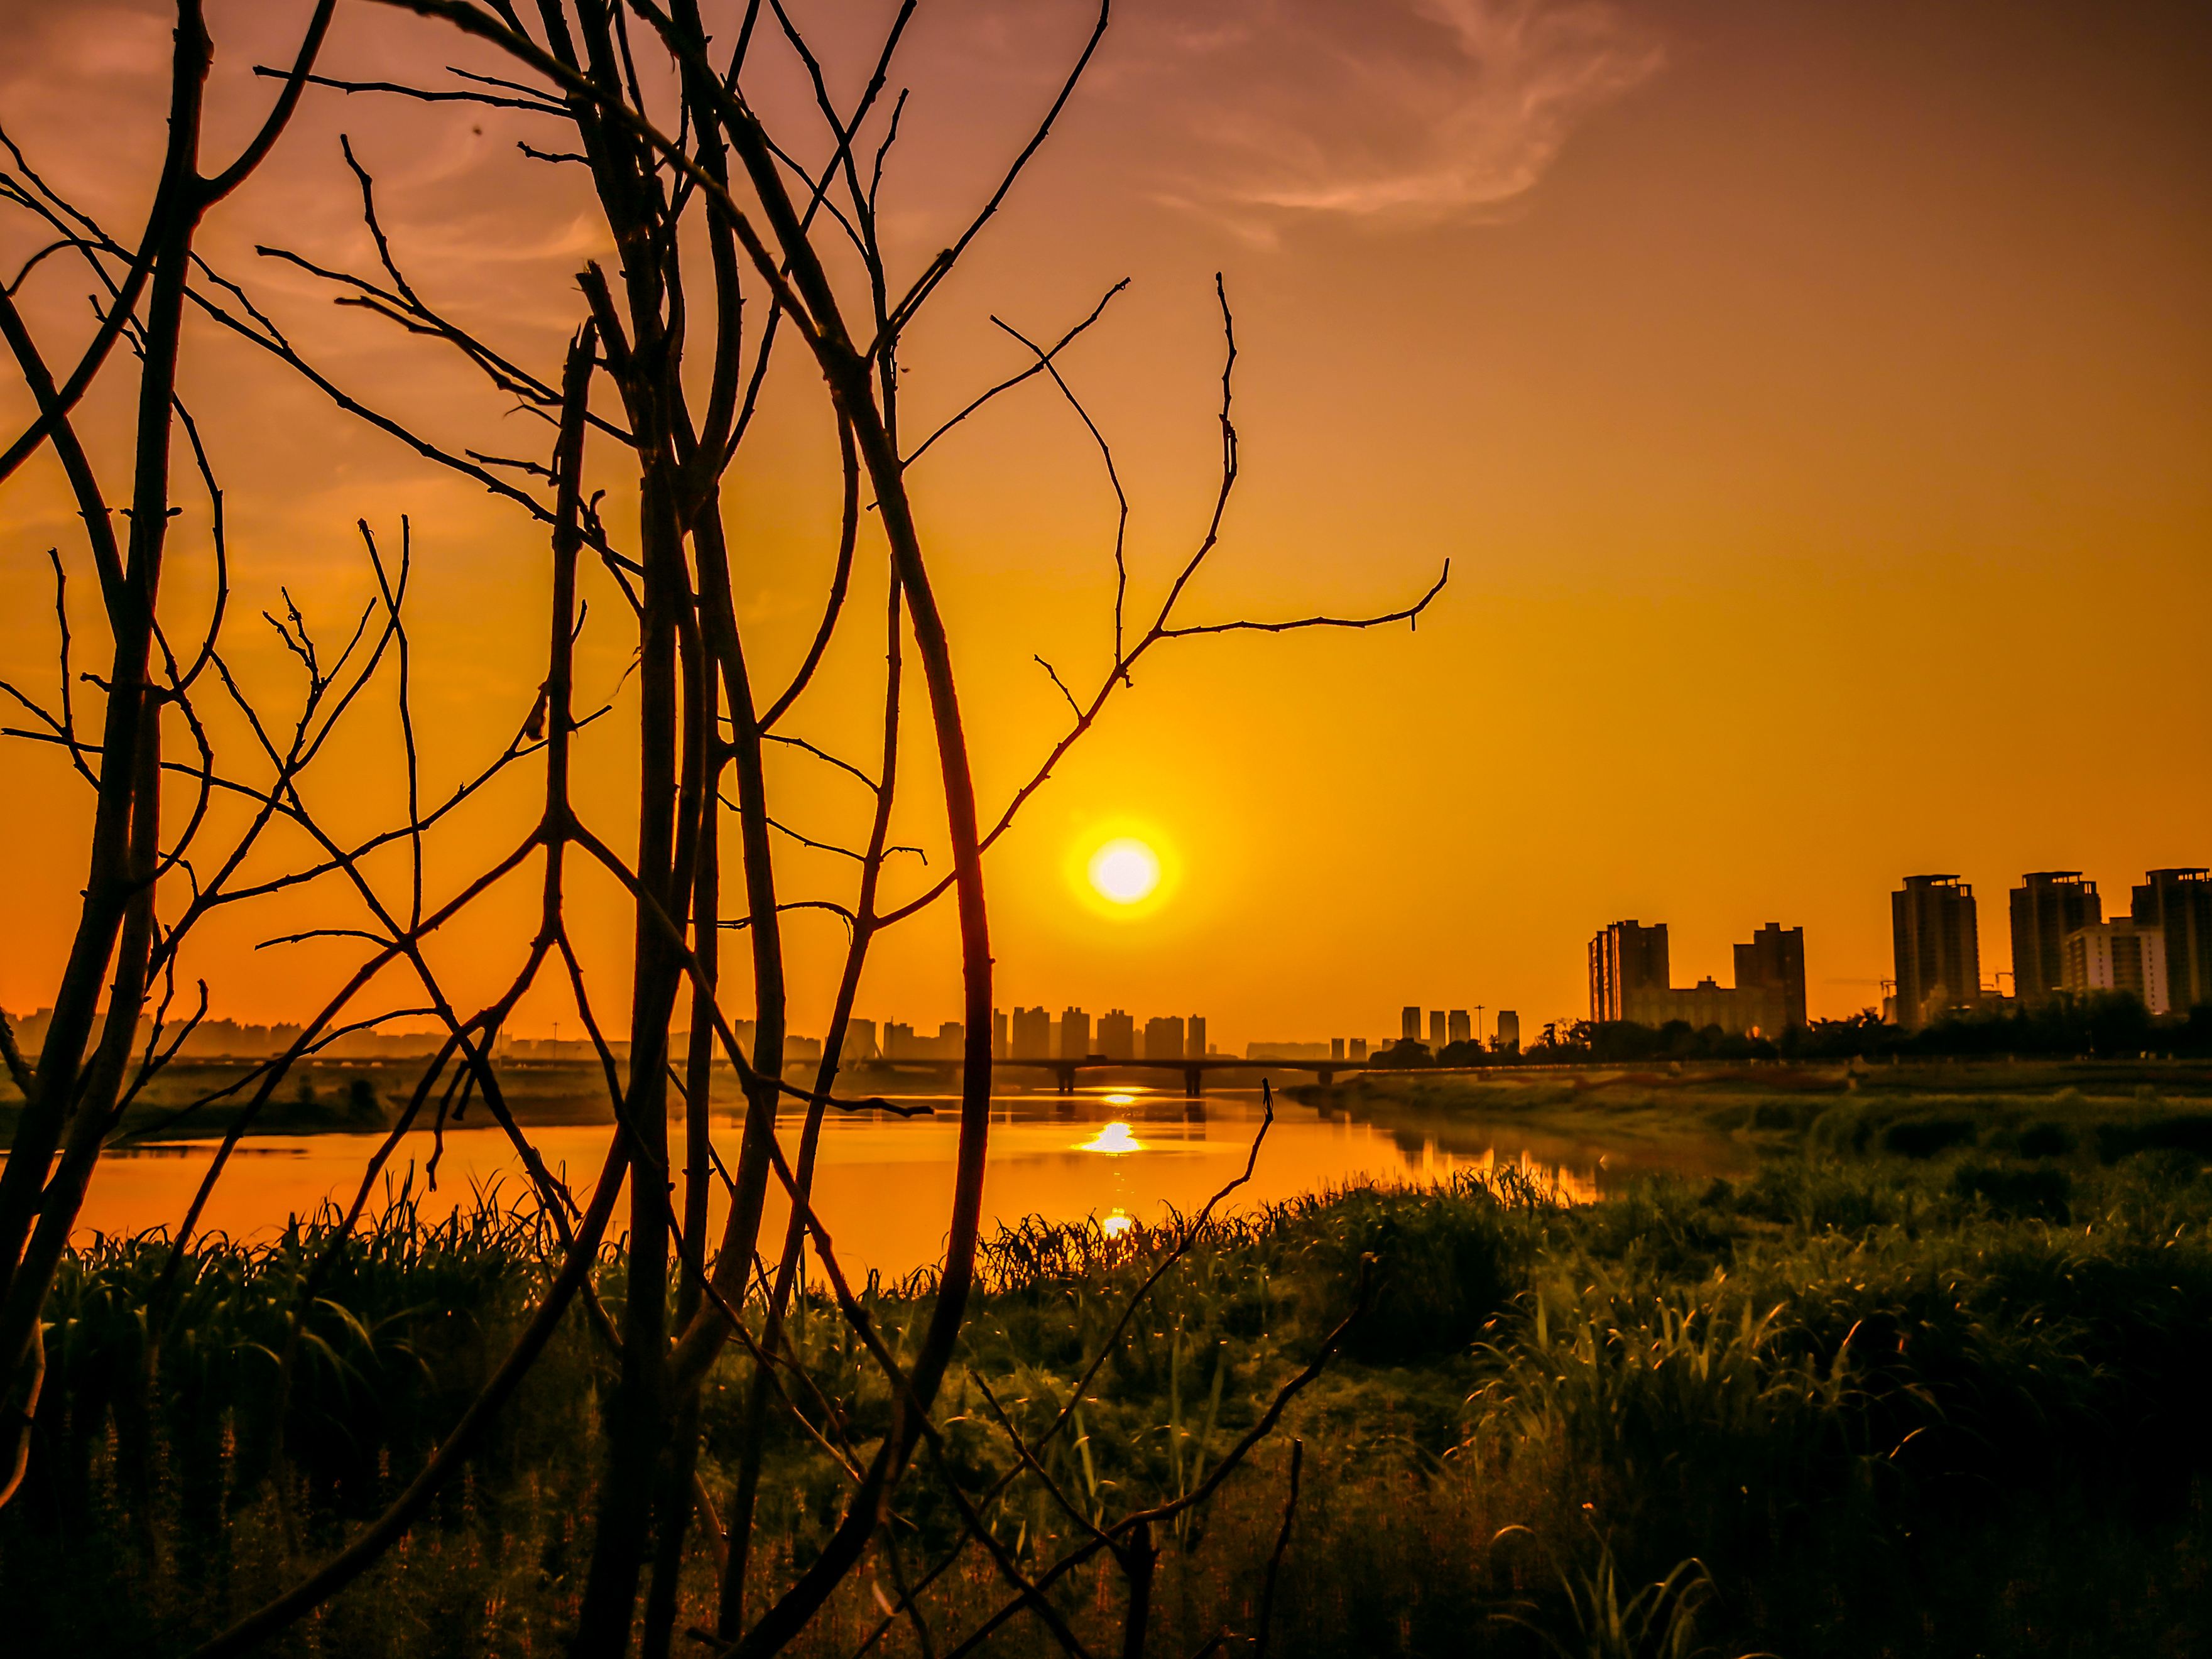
xmin=2 ymin=0 xmax=2208 ymax=1047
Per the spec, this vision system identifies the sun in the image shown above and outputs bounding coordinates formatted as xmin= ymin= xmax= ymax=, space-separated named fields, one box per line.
xmin=1067 ymin=824 xmax=1179 ymax=919
xmin=1087 ymin=838 xmax=1161 ymax=905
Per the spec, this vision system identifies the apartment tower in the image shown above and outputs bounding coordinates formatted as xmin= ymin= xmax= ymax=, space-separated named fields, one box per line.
xmin=1143 ymin=1016 xmax=1186 ymax=1061
xmin=2009 ymin=872 xmax=2101 ymax=1008
xmin=2133 ymin=868 xmax=2212 ymax=1014
xmin=1096 ymin=1009 xmax=1135 ymax=1061
xmin=1733 ymin=923 xmax=1809 ymax=1031
xmin=2062 ymin=920 xmax=2169 ymax=1014
xmin=1892 ymin=875 xmax=1980 ymax=1030
xmin=1589 ymin=921 xmax=1670 ymax=1023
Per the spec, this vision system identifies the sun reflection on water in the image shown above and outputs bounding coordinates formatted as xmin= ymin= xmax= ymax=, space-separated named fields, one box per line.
xmin=1099 ymin=1209 xmax=1134 ymax=1238
xmin=1078 ymin=1121 xmax=1144 ymax=1155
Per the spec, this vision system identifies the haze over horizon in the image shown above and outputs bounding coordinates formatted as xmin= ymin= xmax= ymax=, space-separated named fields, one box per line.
xmin=3 ymin=0 xmax=2207 ymax=1047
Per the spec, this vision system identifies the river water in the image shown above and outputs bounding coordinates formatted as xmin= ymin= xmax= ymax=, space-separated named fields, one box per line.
xmin=77 ymin=1089 xmax=1739 ymax=1278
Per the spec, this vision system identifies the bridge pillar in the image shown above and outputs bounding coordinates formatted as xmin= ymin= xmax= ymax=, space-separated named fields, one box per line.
xmin=1184 ymin=1065 xmax=1202 ymax=1098
xmin=1055 ymin=1063 xmax=1076 ymax=1094
xmin=1316 ymin=1067 xmax=1336 ymax=1087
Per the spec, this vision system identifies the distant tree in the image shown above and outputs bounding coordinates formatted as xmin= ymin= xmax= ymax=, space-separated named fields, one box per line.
xmin=1370 ymin=1038 xmax=1434 ymax=1068
xmin=344 ymin=1079 xmax=384 ymax=1129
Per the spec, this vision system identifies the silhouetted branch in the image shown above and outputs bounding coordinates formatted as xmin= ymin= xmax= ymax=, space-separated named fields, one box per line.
xmin=902 ymin=279 xmax=1129 ymax=469
xmin=0 ymin=1015 xmax=31 ymax=1101
xmin=763 ymin=730 xmax=878 ymax=792
xmin=761 ymin=811 xmax=923 ymax=866
xmin=874 ymin=281 xmax=1447 ymax=930
xmin=874 ymin=1 xmax=1111 ymax=352
xmin=248 ymin=65 xmax=568 ymax=119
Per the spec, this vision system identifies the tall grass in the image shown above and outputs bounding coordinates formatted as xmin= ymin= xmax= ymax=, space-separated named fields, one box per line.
xmin=7 ymin=1141 xmax=2211 ymax=1655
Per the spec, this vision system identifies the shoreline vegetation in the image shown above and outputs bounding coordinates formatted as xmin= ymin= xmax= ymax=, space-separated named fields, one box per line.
xmin=23 ymin=1052 xmax=2212 ymax=1149
xmin=8 ymin=1072 xmax=2209 ymax=1655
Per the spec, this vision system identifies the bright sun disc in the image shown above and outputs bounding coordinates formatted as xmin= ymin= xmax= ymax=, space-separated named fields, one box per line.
xmin=1087 ymin=838 xmax=1160 ymax=905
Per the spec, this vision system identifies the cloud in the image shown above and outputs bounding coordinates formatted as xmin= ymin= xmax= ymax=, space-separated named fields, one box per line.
xmin=1108 ymin=0 xmax=1667 ymax=228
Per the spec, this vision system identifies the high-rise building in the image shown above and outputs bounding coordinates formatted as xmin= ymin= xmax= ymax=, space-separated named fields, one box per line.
xmin=1400 ymin=1006 xmax=1421 ymax=1042
xmin=1143 ymin=1016 xmax=1186 ymax=1060
xmin=1495 ymin=1009 xmax=1521 ymax=1052
xmin=1591 ymin=918 xmax=1804 ymax=1035
xmin=1097 ymin=1008 xmax=1135 ymax=1060
xmin=992 ymin=1009 xmax=1009 ymax=1060
xmin=1446 ymin=1009 xmax=1471 ymax=1045
xmin=1733 ymin=923 xmax=1808 ymax=1031
xmin=1330 ymin=1037 xmax=1346 ymax=1060
xmin=1058 ymin=1007 xmax=1092 ymax=1060
xmin=2062 ymin=920 xmax=2169 ymax=1014
xmin=883 ymin=1021 xmax=915 ymax=1058
xmin=1349 ymin=1037 xmax=1370 ymax=1061
xmin=1427 ymin=1009 xmax=1447 ymax=1050
xmin=1590 ymin=922 xmax=1670 ymax=1023
xmin=1892 ymin=875 xmax=1981 ymax=1030
xmin=840 ymin=1019 xmax=880 ymax=1064
xmin=2133 ymin=868 xmax=2212 ymax=1014
xmin=2010 ymin=873 xmax=2101 ymax=1008
xmin=1011 ymin=1006 xmax=1052 ymax=1060
xmin=1186 ymin=1016 xmax=1207 ymax=1058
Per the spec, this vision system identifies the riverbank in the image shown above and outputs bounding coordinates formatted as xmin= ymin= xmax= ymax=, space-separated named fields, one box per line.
xmin=1291 ymin=1055 xmax=2212 ymax=1163
xmin=7 ymin=1096 xmax=2209 ymax=1657
xmin=22 ymin=1054 xmax=2209 ymax=1149
xmin=15 ymin=1055 xmax=1211 ymax=1146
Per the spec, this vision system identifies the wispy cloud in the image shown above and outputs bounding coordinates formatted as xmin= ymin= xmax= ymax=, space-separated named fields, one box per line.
xmin=1107 ymin=0 xmax=1667 ymax=228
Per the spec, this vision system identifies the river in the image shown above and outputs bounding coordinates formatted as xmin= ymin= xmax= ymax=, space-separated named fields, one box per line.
xmin=75 ymin=1088 xmax=1741 ymax=1278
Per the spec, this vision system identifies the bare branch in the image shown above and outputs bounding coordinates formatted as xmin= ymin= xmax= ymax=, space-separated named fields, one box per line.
xmin=1033 ymin=655 xmax=1083 ymax=724
xmin=759 ymin=809 xmax=924 ymax=867
xmin=248 ymin=65 xmax=569 ymax=119
xmin=875 ymin=1 xmax=1112 ymax=351
xmin=902 ymin=278 xmax=1129 ymax=470
xmin=763 ymin=730 xmax=878 ymax=793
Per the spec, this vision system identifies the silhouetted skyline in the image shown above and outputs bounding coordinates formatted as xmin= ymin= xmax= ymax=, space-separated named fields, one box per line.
xmin=3 ymin=0 xmax=2207 ymax=1043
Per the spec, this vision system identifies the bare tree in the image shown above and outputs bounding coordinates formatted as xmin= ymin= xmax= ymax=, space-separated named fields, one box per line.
xmin=0 ymin=3 xmax=1443 ymax=1653
xmin=0 ymin=0 xmax=342 ymax=1509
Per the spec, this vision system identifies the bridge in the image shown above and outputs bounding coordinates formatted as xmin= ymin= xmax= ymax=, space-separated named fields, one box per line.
xmin=849 ymin=1055 xmax=1368 ymax=1097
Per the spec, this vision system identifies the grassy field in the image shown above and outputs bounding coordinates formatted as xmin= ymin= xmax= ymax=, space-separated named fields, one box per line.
xmin=7 ymin=1069 xmax=2211 ymax=1656
xmin=1297 ymin=1055 xmax=2212 ymax=1161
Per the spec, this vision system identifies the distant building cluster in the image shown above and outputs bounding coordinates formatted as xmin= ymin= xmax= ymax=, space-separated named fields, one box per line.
xmin=1389 ymin=1004 xmax=1520 ymax=1055
xmin=0 ymin=1010 xmax=834 ymax=1067
xmin=1245 ymin=1036 xmax=1375 ymax=1060
xmin=856 ymin=1008 xmax=1214 ymax=1063
xmin=1587 ymin=921 xmax=1807 ymax=1036
xmin=38 ymin=867 xmax=2203 ymax=1081
xmin=1889 ymin=866 xmax=2212 ymax=1028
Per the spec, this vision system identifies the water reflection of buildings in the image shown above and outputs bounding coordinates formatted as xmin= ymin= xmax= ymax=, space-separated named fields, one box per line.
xmin=1366 ymin=1123 xmax=1604 ymax=1205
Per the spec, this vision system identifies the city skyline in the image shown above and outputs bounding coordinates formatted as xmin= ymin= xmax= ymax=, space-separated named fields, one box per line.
xmin=18 ymin=852 xmax=2199 ymax=1053
xmin=3 ymin=2 xmax=2206 ymax=1047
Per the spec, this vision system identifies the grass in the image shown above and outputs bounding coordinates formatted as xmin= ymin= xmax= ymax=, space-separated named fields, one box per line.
xmin=7 ymin=1082 xmax=2212 ymax=1656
